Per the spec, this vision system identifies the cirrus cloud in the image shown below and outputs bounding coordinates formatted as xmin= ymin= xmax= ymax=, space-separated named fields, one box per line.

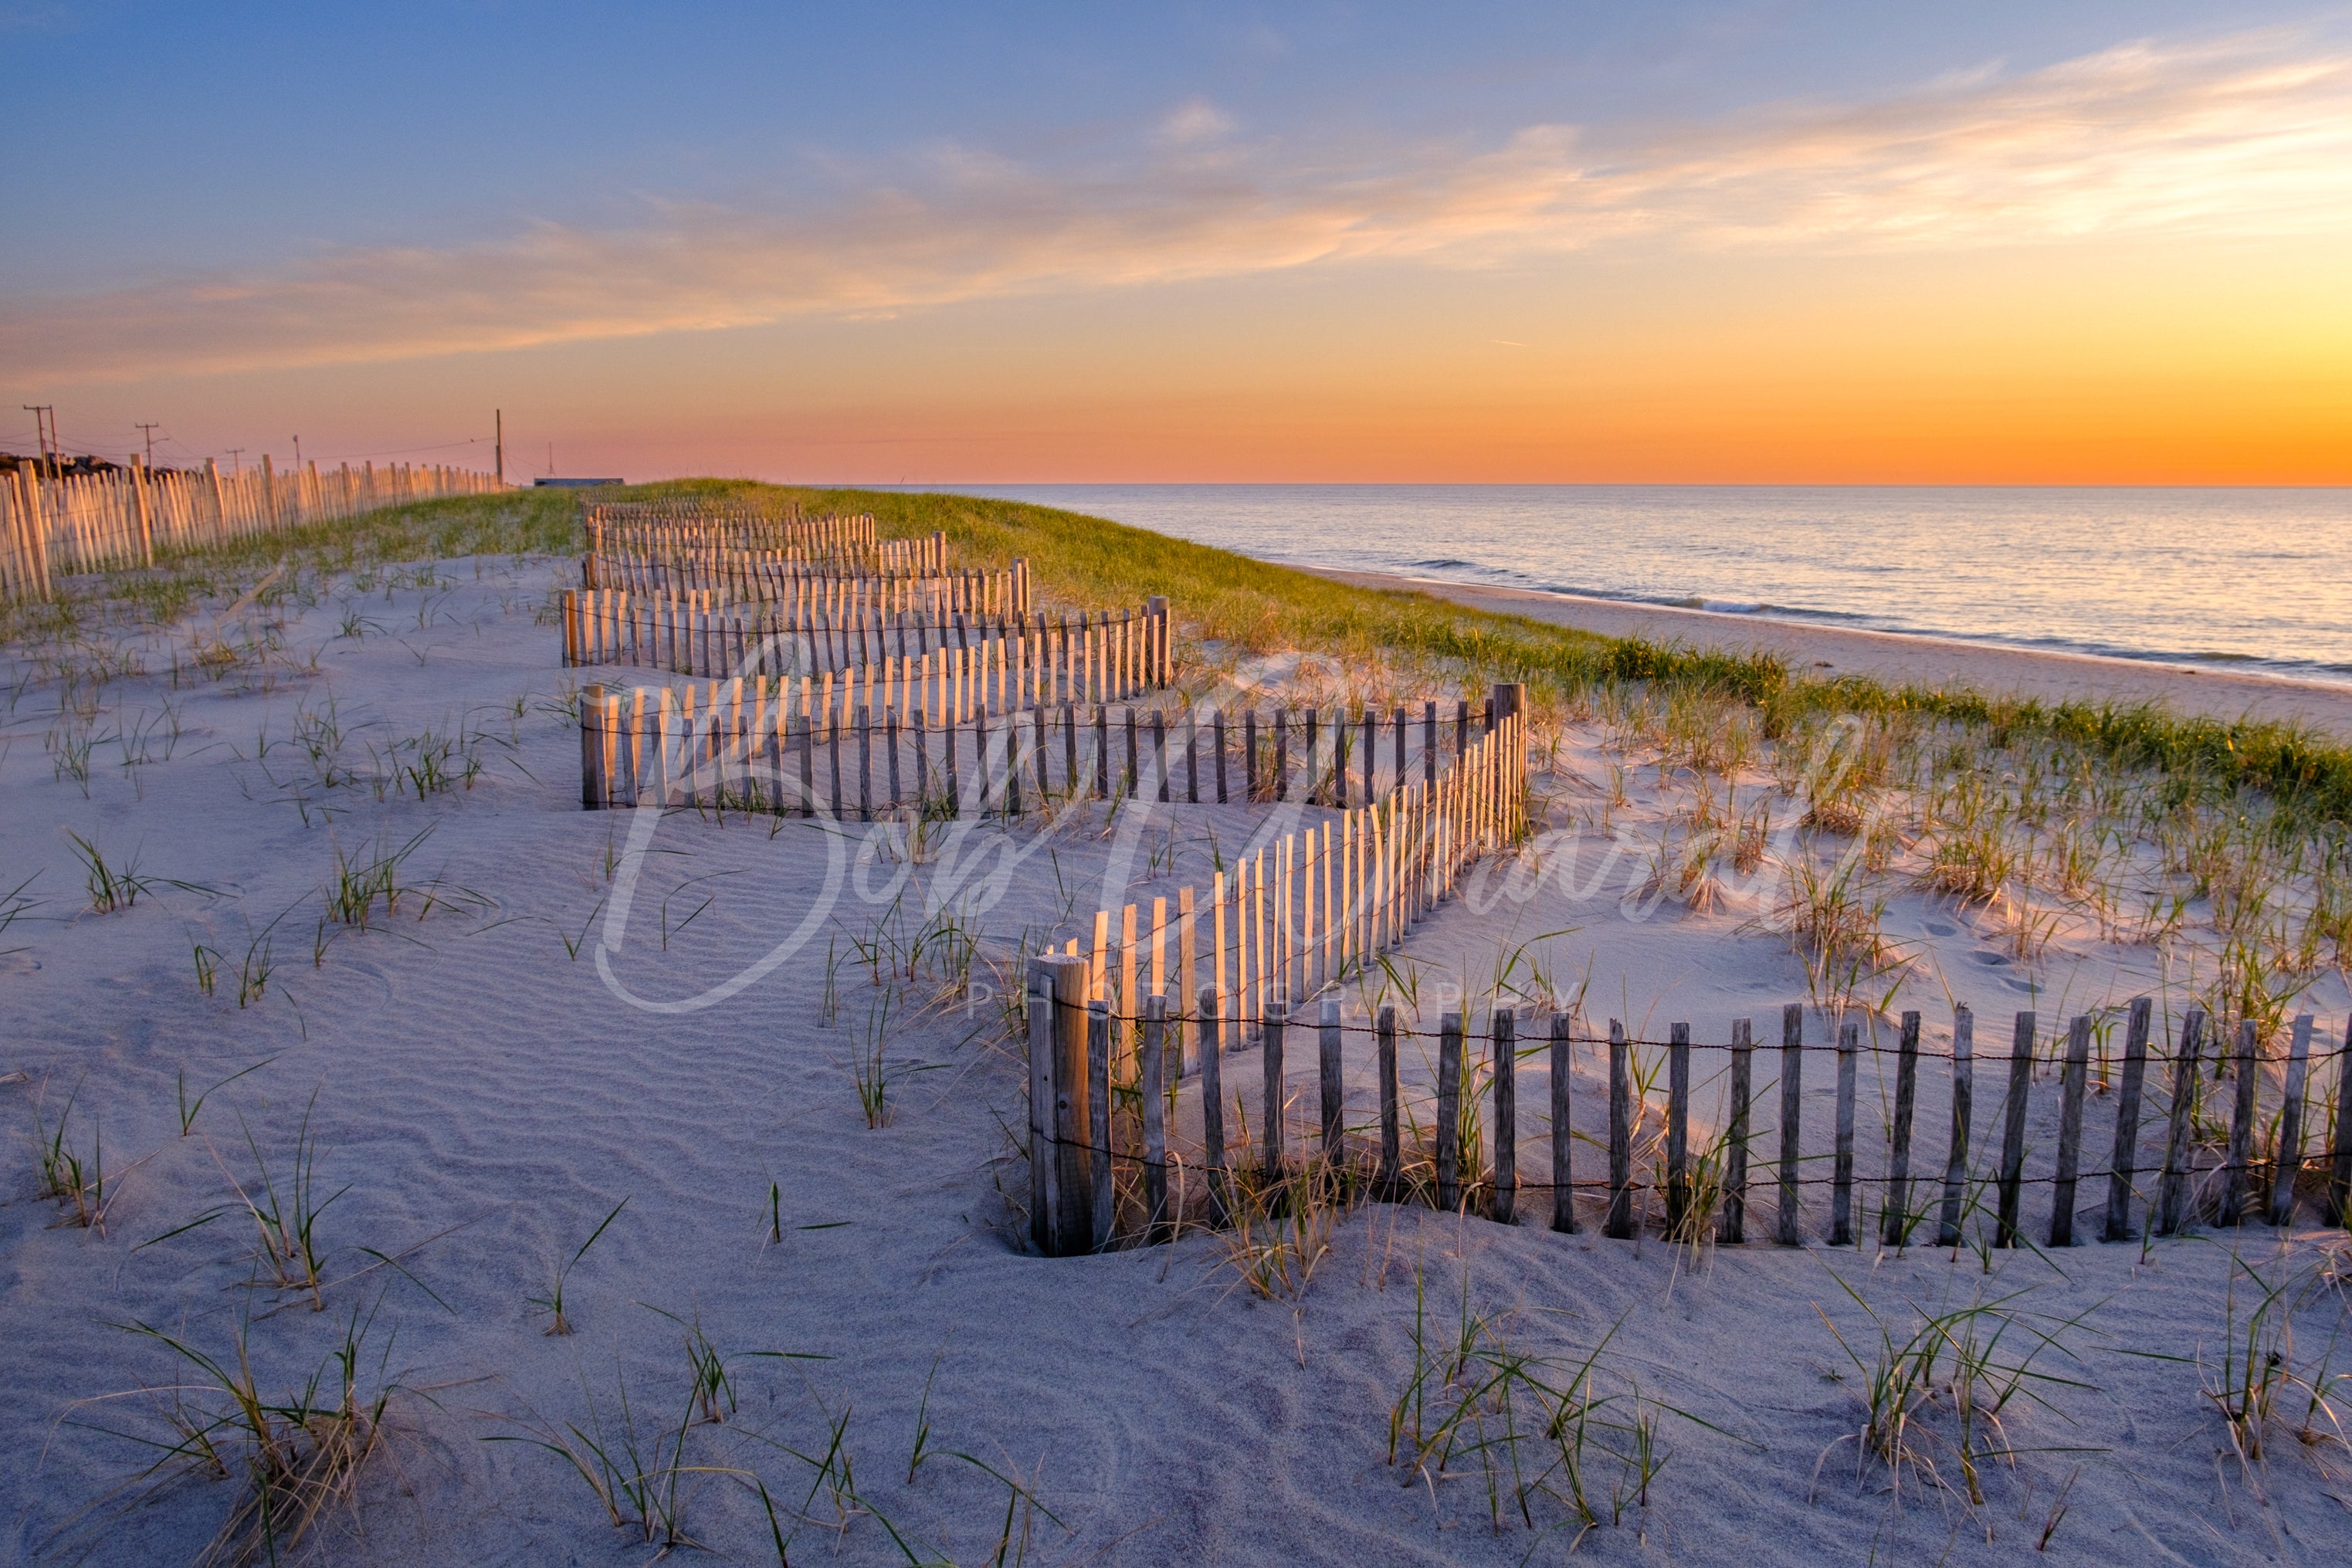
xmin=8 ymin=28 xmax=2350 ymax=382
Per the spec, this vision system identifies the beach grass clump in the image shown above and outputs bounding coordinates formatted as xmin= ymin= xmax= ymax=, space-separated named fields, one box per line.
xmin=530 ymin=1197 xmax=628 ymax=1336
xmin=1220 ymin=1159 xmax=1347 ymax=1302
xmin=1813 ymin=1276 xmax=2094 ymax=1507
xmin=217 ymin=1093 xmax=346 ymax=1312
xmin=97 ymin=1302 xmax=399 ymax=1568
xmin=1387 ymin=1265 xmax=1687 ymax=1539
xmin=2190 ymin=1251 xmax=2351 ymax=1472
xmin=32 ymin=1080 xmax=134 ymax=1235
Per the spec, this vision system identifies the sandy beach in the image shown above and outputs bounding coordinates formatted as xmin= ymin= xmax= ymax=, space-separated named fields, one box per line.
xmin=3 ymin=540 xmax=2349 ymax=1566
xmin=1309 ymin=567 xmax=2352 ymax=735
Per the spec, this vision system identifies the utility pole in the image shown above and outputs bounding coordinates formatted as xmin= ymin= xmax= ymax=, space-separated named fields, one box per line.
xmin=22 ymin=405 xmax=56 ymax=467
xmin=494 ymin=409 xmax=503 ymax=485
xmin=227 ymin=447 xmax=244 ymax=476
xmin=292 ymin=434 xmax=302 ymax=468
xmin=135 ymin=423 xmax=160 ymax=466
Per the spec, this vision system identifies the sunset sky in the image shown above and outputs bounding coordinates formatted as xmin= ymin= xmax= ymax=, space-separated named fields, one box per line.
xmin=5 ymin=2 xmax=2349 ymax=483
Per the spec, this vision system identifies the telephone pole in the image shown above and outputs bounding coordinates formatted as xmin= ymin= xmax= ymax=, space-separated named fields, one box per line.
xmin=292 ymin=434 xmax=302 ymax=468
xmin=22 ymin=405 xmax=56 ymax=466
xmin=227 ymin=447 xmax=244 ymax=476
xmin=494 ymin=409 xmax=503 ymax=485
xmin=135 ymin=423 xmax=160 ymax=466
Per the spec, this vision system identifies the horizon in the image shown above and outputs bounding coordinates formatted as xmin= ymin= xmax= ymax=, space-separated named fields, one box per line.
xmin=6 ymin=3 xmax=2349 ymax=486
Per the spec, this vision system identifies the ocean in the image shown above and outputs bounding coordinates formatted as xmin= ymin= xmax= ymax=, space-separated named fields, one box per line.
xmin=936 ymin=485 xmax=2352 ymax=686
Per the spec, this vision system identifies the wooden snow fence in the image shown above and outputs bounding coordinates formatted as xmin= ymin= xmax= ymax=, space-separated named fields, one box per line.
xmin=584 ymin=514 xmax=932 ymax=574
xmin=580 ymin=552 xmax=1023 ymax=610
xmin=1025 ymin=986 xmax=2352 ymax=1258
xmin=564 ymin=591 xmax=1158 ymax=683
xmin=563 ymin=556 xmax=1035 ymax=661
xmin=2 ymin=457 xmax=503 ymax=601
xmin=576 ymin=602 xmax=1174 ymax=815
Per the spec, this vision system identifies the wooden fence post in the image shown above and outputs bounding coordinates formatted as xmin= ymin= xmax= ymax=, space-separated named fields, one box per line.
xmin=580 ymin=685 xmax=606 ymax=808
xmin=2333 ymin=1014 xmax=2352 ymax=1228
xmin=1605 ymin=1020 xmax=1634 ymax=1238
xmin=1883 ymin=1010 xmax=1920 ymax=1248
xmin=1378 ymin=1004 xmax=1401 ymax=1200
xmin=1665 ymin=1021 xmax=1689 ymax=1238
xmin=1831 ymin=1018 xmax=1859 ymax=1247
xmin=1437 ymin=1011 xmax=1464 ymax=1213
xmin=1047 ymin=955 xmax=1093 ymax=1257
xmin=1027 ymin=957 xmax=1062 ymax=1253
xmin=1777 ymin=1004 xmax=1804 ymax=1246
xmin=2157 ymin=1008 xmax=2208 ymax=1235
xmin=1550 ymin=1011 xmax=1577 ymax=1234
xmin=1995 ymin=1011 xmax=2035 ymax=1248
xmin=1262 ymin=1002 xmax=1286 ymax=1179
xmin=2049 ymin=1015 xmax=2092 ymax=1247
xmin=1198 ymin=986 xmax=1227 ymax=1226
xmin=2269 ymin=1014 xmax=2313 ymax=1227
xmin=1493 ymin=1008 xmax=1517 ymax=1224
xmin=1088 ymin=1000 xmax=1113 ymax=1249
xmin=1142 ymin=993 xmax=1170 ymax=1241
xmin=1937 ymin=1004 xmax=1976 ymax=1247
xmin=1319 ymin=998 xmax=1344 ymax=1159
xmin=1723 ymin=1018 xmax=1751 ymax=1243
xmin=2219 ymin=1019 xmax=2259 ymax=1225
xmin=2103 ymin=997 xmax=2153 ymax=1242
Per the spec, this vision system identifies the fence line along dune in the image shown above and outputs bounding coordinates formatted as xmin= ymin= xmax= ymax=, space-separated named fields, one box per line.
xmin=2 ymin=457 xmax=503 ymax=599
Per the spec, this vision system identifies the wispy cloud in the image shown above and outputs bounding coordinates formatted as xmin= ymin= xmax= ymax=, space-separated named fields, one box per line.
xmin=1157 ymin=97 xmax=1236 ymax=145
xmin=9 ymin=29 xmax=2349 ymax=381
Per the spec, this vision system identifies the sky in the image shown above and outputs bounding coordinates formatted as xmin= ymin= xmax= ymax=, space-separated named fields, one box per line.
xmin=4 ymin=2 xmax=2350 ymax=484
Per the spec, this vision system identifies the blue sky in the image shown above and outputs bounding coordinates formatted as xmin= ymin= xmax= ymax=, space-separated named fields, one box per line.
xmin=7 ymin=3 xmax=2350 ymax=480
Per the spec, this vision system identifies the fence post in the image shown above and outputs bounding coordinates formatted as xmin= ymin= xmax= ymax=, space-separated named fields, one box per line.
xmin=1777 ymin=1004 xmax=1804 ymax=1246
xmin=1378 ymin=1004 xmax=1401 ymax=1200
xmin=2333 ymin=1014 xmax=2352 ymax=1228
xmin=1537 ymin=1013 xmax=1574 ymax=1236
xmin=1883 ymin=1011 xmax=1920 ymax=1247
xmin=2103 ymin=997 xmax=2153 ymax=1242
xmin=1831 ymin=1018 xmax=1859 ymax=1246
xmin=1665 ymin=1021 xmax=1689 ymax=1238
xmin=580 ymin=685 xmax=606 ymax=808
xmin=2049 ymin=1015 xmax=2092 ymax=1247
xmin=1605 ymin=1019 xmax=1634 ymax=1238
xmin=1142 ymin=993 xmax=1170 ymax=1241
xmin=2269 ymin=1014 xmax=2313 ymax=1227
xmin=1493 ymin=1008 xmax=1517 ymax=1224
xmin=1723 ymin=1018 xmax=1751 ymax=1243
xmin=2219 ymin=1019 xmax=2259 ymax=1226
xmin=1262 ymin=1001 xmax=1286 ymax=1179
xmin=1088 ymin=1001 xmax=1113 ymax=1248
xmin=130 ymin=455 xmax=154 ymax=566
xmin=1198 ymin=985 xmax=1227 ymax=1226
xmin=2157 ymin=1009 xmax=2208 ymax=1234
xmin=1046 ymin=955 xmax=1093 ymax=1256
xmin=1027 ymin=957 xmax=1061 ymax=1253
xmin=1995 ymin=1011 xmax=2035 ymax=1248
xmin=1437 ymin=1011 xmax=1463 ymax=1213
xmin=1318 ymin=998 xmax=1344 ymax=1160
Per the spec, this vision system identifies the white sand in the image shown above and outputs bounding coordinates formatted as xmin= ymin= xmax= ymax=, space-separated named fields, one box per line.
xmin=4 ymin=555 xmax=2350 ymax=1565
